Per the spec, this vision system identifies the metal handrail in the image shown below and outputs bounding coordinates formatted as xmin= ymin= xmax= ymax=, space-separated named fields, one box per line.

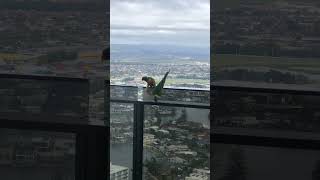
xmin=111 ymin=99 xmax=209 ymax=109
xmin=110 ymin=84 xmax=210 ymax=92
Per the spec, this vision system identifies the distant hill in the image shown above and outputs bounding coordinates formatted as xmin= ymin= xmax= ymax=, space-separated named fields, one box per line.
xmin=111 ymin=44 xmax=210 ymax=63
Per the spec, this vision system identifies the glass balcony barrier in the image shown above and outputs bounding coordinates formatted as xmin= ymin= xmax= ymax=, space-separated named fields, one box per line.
xmin=0 ymin=128 xmax=76 ymax=180
xmin=110 ymin=85 xmax=210 ymax=180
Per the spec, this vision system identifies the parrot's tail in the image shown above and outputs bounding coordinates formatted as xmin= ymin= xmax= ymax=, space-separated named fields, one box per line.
xmin=152 ymin=70 xmax=170 ymax=99
xmin=163 ymin=70 xmax=170 ymax=81
xmin=159 ymin=70 xmax=170 ymax=88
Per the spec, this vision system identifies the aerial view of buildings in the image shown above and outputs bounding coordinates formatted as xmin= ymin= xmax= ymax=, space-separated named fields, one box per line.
xmin=212 ymin=0 xmax=320 ymax=89
xmin=211 ymin=0 xmax=320 ymax=136
xmin=0 ymin=2 xmax=107 ymax=78
xmin=110 ymin=163 xmax=129 ymax=180
xmin=0 ymin=129 xmax=75 ymax=180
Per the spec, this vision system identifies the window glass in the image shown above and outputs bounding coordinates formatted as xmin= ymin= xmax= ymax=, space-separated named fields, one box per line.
xmin=110 ymin=102 xmax=134 ymax=180
xmin=213 ymin=143 xmax=320 ymax=180
xmin=143 ymin=105 xmax=210 ymax=179
xmin=0 ymin=78 xmax=89 ymax=124
xmin=0 ymin=128 xmax=75 ymax=180
xmin=214 ymin=89 xmax=320 ymax=139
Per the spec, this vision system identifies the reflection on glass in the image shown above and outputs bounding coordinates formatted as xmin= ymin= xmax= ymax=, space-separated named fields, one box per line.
xmin=0 ymin=78 xmax=89 ymax=123
xmin=213 ymin=143 xmax=320 ymax=180
xmin=88 ymin=78 xmax=106 ymax=125
xmin=143 ymin=105 xmax=210 ymax=180
xmin=214 ymin=89 xmax=320 ymax=138
xmin=110 ymin=102 xmax=133 ymax=180
xmin=0 ymin=129 xmax=75 ymax=180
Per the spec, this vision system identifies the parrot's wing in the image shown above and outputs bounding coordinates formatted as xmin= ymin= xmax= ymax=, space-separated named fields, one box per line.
xmin=152 ymin=70 xmax=170 ymax=96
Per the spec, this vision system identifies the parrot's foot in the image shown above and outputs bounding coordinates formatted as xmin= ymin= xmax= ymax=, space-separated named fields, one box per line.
xmin=154 ymin=96 xmax=158 ymax=103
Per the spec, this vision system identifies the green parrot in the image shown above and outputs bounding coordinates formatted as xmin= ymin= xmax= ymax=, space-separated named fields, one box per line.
xmin=143 ymin=70 xmax=170 ymax=102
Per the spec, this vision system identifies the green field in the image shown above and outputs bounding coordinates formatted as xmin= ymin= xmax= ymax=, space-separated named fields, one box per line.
xmin=212 ymin=54 xmax=320 ymax=74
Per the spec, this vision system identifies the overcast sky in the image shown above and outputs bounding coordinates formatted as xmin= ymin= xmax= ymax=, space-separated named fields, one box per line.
xmin=110 ymin=0 xmax=210 ymax=47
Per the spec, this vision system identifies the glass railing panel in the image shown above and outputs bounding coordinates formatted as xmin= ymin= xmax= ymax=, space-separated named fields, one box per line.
xmin=88 ymin=78 xmax=107 ymax=126
xmin=109 ymin=86 xmax=211 ymax=179
xmin=110 ymin=85 xmax=210 ymax=104
xmin=0 ymin=77 xmax=89 ymax=124
xmin=145 ymin=88 xmax=210 ymax=104
xmin=0 ymin=128 xmax=75 ymax=180
xmin=110 ymin=85 xmax=138 ymax=101
xmin=214 ymin=89 xmax=320 ymax=139
xmin=110 ymin=102 xmax=134 ymax=180
xmin=143 ymin=105 xmax=210 ymax=180
xmin=213 ymin=143 xmax=320 ymax=180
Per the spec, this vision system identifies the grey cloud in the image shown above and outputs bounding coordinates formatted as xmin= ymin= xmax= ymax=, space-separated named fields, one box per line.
xmin=110 ymin=0 xmax=210 ymax=45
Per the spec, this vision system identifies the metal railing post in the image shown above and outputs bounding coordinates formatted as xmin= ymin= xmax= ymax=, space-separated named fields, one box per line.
xmin=133 ymin=102 xmax=144 ymax=180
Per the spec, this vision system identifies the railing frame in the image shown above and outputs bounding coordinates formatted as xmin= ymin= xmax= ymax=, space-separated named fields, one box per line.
xmin=111 ymin=96 xmax=210 ymax=180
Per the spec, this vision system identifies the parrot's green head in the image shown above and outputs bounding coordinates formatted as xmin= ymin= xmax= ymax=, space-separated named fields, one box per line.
xmin=142 ymin=76 xmax=148 ymax=81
